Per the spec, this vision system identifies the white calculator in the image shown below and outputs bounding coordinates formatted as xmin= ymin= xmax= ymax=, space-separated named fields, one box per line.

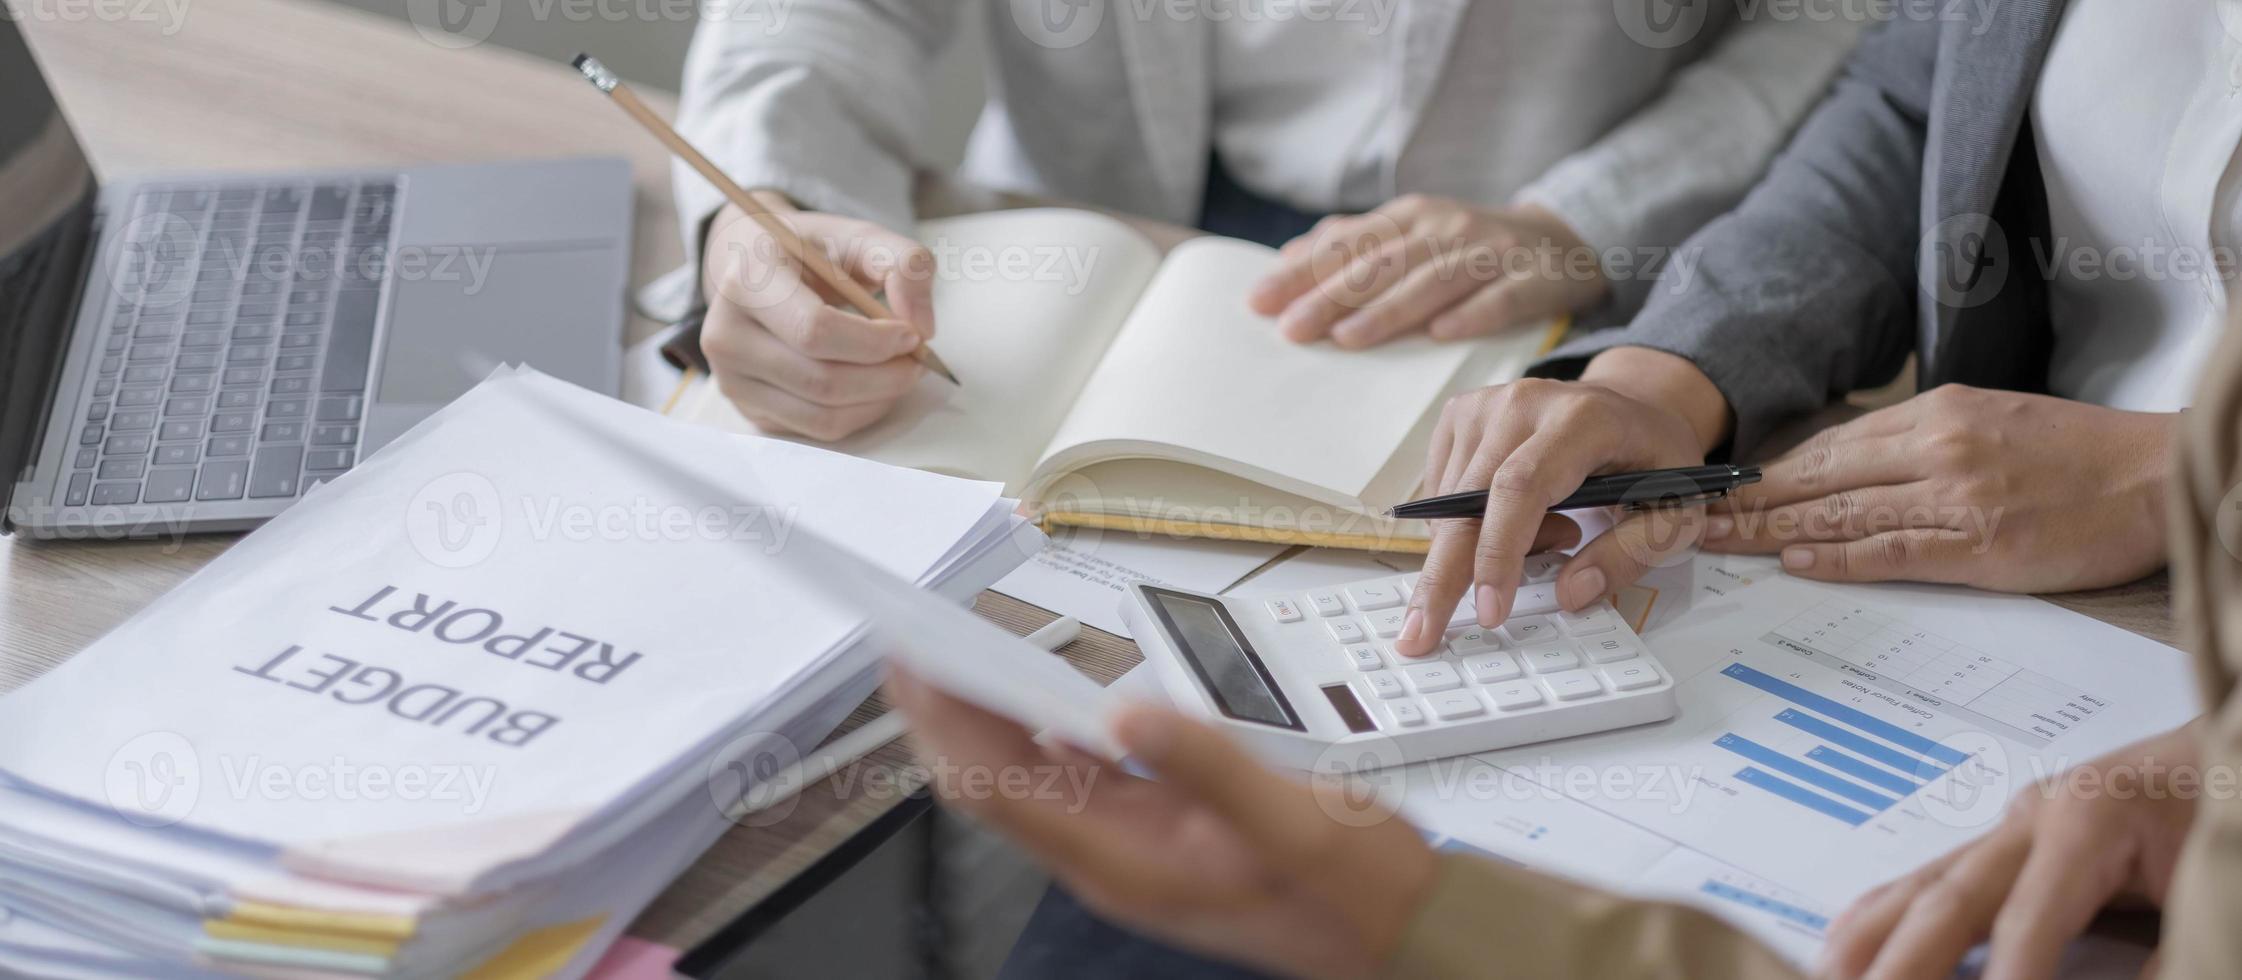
xmin=1119 ymin=558 xmax=1677 ymax=771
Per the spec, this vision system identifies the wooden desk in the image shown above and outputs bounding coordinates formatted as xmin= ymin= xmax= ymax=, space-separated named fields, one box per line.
xmin=3 ymin=0 xmax=2179 ymax=972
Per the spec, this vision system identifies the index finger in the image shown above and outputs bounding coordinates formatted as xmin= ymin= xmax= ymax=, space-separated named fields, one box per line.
xmin=846 ymin=236 xmax=939 ymax=342
xmin=1248 ymin=216 xmax=1354 ymax=316
xmin=749 ymin=274 xmax=925 ymax=365
xmin=1472 ymin=431 xmax=1604 ymax=627
xmin=1725 ymin=410 xmax=1918 ymax=511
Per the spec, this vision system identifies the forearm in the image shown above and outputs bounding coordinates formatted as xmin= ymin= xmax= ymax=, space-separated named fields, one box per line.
xmin=1529 ymin=14 xmax=1941 ymax=458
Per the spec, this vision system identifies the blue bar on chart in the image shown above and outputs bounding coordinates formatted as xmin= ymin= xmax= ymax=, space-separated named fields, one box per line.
xmin=1715 ymin=733 xmax=1898 ymax=811
xmin=1699 ymin=879 xmax=1831 ymax=932
xmin=1721 ymin=663 xmax=1969 ymax=766
xmin=1775 ymin=709 xmax=1949 ymax=781
xmin=1806 ymin=745 xmax=1923 ymax=795
xmin=1735 ymin=766 xmax=1871 ymax=826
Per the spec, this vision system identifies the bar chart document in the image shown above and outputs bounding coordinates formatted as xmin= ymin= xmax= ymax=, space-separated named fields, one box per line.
xmin=1453 ymin=554 xmax=2200 ymax=913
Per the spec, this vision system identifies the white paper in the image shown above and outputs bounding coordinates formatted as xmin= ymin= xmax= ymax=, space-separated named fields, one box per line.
xmin=0 ymin=369 xmax=1012 ymax=893
xmin=1455 ymin=554 xmax=2199 ymax=909
xmin=993 ymin=526 xmax=1283 ymax=637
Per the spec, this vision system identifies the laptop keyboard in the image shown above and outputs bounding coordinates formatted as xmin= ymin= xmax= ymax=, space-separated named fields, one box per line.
xmin=65 ymin=180 xmax=396 ymax=510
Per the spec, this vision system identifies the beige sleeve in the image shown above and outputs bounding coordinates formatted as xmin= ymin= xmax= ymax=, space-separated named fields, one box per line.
xmin=1385 ymin=852 xmax=1803 ymax=980
xmin=2150 ymin=300 xmax=2242 ymax=978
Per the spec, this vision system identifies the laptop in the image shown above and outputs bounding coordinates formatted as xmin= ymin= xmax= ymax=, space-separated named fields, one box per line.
xmin=0 ymin=17 xmax=631 ymax=539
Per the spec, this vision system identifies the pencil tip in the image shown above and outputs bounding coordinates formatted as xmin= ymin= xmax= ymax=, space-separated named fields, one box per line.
xmin=919 ymin=350 xmax=961 ymax=387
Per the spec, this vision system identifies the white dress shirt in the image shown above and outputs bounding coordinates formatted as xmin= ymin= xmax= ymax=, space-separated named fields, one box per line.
xmin=1210 ymin=10 xmax=1394 ymax=211
xmin=674 ymin=0 xmax=1863 ymax=316
xmin=2036 ymin=0 xmax=2242 ymax=411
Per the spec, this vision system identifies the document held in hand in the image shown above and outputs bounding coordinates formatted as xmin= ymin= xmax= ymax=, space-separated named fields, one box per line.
xmin=0 ymin=368 xmax=1020 ymax=897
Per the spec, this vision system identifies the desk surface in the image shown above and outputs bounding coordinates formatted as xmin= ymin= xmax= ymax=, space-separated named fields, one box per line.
xmin=4 ymin=0 xmax=2179 ymax=967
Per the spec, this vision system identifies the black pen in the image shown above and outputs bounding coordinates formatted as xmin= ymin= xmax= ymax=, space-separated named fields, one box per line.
xmin=1387 ymin=464 xmax=1761 ymax=519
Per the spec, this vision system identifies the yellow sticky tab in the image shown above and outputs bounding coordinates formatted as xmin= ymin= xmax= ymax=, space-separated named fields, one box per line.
xmin=203 ymin=919 xmax=402 ymax=957
xmin=224 ymin=901 xmax=417 ymax=941
xmin=459 ymin=916 xmax=608 ymax=980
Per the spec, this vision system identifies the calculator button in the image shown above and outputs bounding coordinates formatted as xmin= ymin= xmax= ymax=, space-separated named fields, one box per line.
xmin=1601 ymin=662 xmax=1664 ymax=691
xmin=1427 ymin=691 xmax=1487 ymax=721
xmin=1461 ymin=652 xmax=1522 ymax=684
xmin=1446 ymin=625 xmax=1502 ymax=654
xmin=1365 ymin=608 xmax=1409 ymax=638
xmin=1344 ymin=644 xmax=1384 ymax=671
xmin=1559 ymin=603 xmax=1621 ymax=636
xmin=1522 ymin=553 xmax=1566 ymax=583
xmin=1385 ymin=701 xmax=1427 ymax=728
xmin=1445 ymin=601 xmax=1478 ymax=628
xmin=1583 ymin=635 xmax=1642 ymax=664
xmin=1524 ymin=643 xmax=1583 ymax=674
xmin=1390 ymin=578 xmax=1412 ymax=604
xmin=1489 ymin=680 xmax=1545 ymax=710
xmin=1307 ymin=591 xmax=1346 ymax=617
xmin=1545 ymin=671 xmax=1604 ymax=701
xmin=1365 ymin=671 xmax=1406 ymax=699
xmin=1328 ymin=620 xmax=1367 ymax=644
xmin=1502 ymin=615 xmax=1560 ymax=646
xmin=1347 ymin=582 xmax=1403 ymax=611
xmin=1403 ymin=662 xmax=1463 ymax=694
xmin=1385 ymin=641 xmax=1442 ymax=662
xmin=1267 ymin=598 xmax=1304 ymax=623
xmin=1511 ymin=582 xmax=1561 ymax=616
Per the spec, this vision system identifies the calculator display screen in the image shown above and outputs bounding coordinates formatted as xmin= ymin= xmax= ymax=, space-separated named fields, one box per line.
xmin=1147 ymin=589 xmax=1302 ymax=731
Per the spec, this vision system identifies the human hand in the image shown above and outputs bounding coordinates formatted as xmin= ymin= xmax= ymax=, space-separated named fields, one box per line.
xmin=1821 ymin=723 xmax=2201 ymax=979
xmin=1247 ymin=196 xmax=1607 ymax=348
xmin=1395 ymin=347 xmax=1731 ymax=657
xmin=700 ymin=201 xmax=936 ymax=440
xmin=886 ymin=668 xmax=1439 ymax=980
xmin=1701 ymin=385 xmax=2173 ymax=591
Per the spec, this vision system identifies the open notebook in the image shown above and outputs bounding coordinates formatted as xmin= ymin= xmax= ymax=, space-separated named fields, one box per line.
xmin=680 ymin=208 xmax=1553 ymax=551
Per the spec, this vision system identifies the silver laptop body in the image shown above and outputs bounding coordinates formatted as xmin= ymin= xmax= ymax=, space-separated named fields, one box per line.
xmin=0 ymin=19 xmax=631 ymax=539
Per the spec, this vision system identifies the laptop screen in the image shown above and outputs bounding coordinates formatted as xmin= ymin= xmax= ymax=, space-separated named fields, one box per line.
xmin=0 ymin=14 xmax=98 ymax=527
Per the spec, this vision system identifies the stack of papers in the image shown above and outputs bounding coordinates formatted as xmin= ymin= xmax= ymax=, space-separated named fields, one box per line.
xmin=0 ymin=368 xmax=1043 ymax=979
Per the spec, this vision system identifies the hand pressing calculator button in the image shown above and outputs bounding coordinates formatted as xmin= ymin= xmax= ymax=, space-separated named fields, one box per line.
xmin=1123 ymin=574 xmax=1676 ymax=771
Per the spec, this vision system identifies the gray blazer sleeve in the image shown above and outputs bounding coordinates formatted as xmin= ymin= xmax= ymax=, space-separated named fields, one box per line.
xmin=1529 ymin=15 xmax=1941 ymax=458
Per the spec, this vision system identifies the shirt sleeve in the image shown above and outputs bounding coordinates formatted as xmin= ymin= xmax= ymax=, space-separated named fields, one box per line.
xmin=1386 ymin=852 xmax=1804 ymax=980
xmin=1513 ymin=12 xmax=1865 ymax=316
xmin=671 ymin=0 xmax=963 ymax=266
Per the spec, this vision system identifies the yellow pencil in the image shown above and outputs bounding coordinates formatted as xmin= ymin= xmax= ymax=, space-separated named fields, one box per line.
xmin=571 ymin=54 xmax=959 ymax=386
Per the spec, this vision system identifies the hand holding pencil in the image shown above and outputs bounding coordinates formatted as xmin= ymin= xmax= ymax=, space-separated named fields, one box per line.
xmin=573 ymin=54 xmax=959 ymax=440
